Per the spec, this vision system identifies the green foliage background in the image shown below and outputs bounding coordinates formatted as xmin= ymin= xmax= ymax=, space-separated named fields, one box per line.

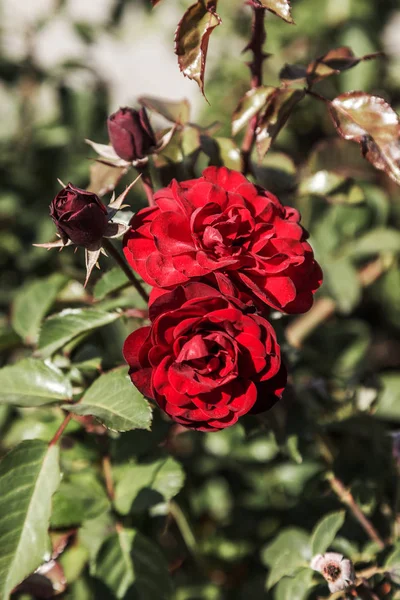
xmin=1 ymin=0 xmax=400 ymax=598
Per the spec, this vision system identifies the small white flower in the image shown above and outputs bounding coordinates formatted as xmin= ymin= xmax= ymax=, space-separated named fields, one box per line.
xmin=311 ymin=552 xmax=355 ymax=593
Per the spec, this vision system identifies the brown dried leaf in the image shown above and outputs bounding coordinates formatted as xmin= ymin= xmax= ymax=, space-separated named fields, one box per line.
xmin=280 ymin=47 xmax=382 ymax=86
xmin=329 ymin=91 xmax=400 ymax=186
xmin=174 ymin=0 xmax=221 ymax=98
xmin=249 ymin=0 xmax=294 ymax=24
xmin=139 ymin=96 xmax=190 ymax=124
xmin=256 ymin=88 xmax=305 ymax=158
xmin=87 ymin=160 xmax=128 ymax=197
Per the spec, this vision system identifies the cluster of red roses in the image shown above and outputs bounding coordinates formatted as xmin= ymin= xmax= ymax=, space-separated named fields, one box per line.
xmin=49 ymin=107 xmax=322 ymax=432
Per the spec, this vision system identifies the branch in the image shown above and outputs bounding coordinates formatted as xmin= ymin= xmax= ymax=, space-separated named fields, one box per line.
xmin=49 ymin=412 xmax=73 ymax=447
xmin=102 ymin=238 xmax=149 ymax=303
xmin=241 ymin=5 xmax=267 ymax=175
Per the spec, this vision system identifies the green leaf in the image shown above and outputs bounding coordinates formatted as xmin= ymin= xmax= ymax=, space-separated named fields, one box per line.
xmin=51 ymin=471 xmax=111 ymax=528
xmin=114 ymin=455 xmax=185 ymax=515
xmin=374 ymin=374 xmax=400 ymax=421
xmin=139 ymin=96 xmax=190 ymax=125
xmin=323 ymin=258 xmax=361 ymax=314
xmin=232 ymin=87 xmax=275 ymax=136
xmin=87 ymin=161 xmax=128 ymax=197
xmin=38 ymin=308 xmax=120 ymax=357
xmin=79 ymin=512 xmax=115 ymax=573
xmin=175 ymin=0 xmax=222 ymax=98
xmin=274 ymin=568 xmax=314 ymax=600
xmin=12 ymin=274 xmax=68 ymax=344
xmin=0 ymin=440 xmax=60 ymax=600
xmin=63 ymin=367 xmax=152 ymax=432
xmin=93 ymin=267 xmax=129 ymax=301
xmin=329 ymin=92 xmax=400 ymax=186
xmin=385 ymin=543 xmax=400 ymax=568
xmin=343 ymin=227 xmax=400 ymax=259
xmin=0 ymin=358 xmax=72 ymax=407
xmin=311 ymin=511 xmax=346 ymax=556
xmin=95 ymin=528 xmax=172 ymax=599
xmin=261 ymin=528 xmax=311 ymax=589
xmin=253 ymin=0 xmax=294 ymax=23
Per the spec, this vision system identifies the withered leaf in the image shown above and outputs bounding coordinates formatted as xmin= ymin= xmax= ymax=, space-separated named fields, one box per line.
xmin=174 ymin=0 xmax=221 ymax=98
xmin=329 ymin=91 xmax=400 ymax=186
xmin=249 ymin=0 xmax=294 ymax=24
xmin=256 ymin=88 xmax=305 ymax=158
xmin=280 ymin=47 xmax=382 ymax=87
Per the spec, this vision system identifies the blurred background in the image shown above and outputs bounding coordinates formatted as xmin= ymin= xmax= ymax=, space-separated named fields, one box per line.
xmin=1 ymin=0 xmax=400 ymax=598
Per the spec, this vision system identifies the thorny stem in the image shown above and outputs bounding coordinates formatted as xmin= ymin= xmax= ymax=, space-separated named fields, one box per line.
xmin=285 ymin=257 xmax=386 ymax=349
xmin=241 ymin=5 xmax=267 ymax=175
xmin=327 ymin=473 xmax=385 ymax=550
xmin=49 ymin=412 xmax=73 ymax=447
xmin=139 ymin=164 xmax=155 ymax=207
xmin=102 ymin=238 xmax=149 ymax=303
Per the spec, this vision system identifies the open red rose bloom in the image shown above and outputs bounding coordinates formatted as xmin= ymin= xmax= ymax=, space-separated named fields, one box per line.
xmin=123 ymin=283 xmax=286 ymax=431
xmin=123 ymin=167 xmax=322 ymax=313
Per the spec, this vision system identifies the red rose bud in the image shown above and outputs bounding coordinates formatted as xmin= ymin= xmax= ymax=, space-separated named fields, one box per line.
xmin=123 ymin=166 xmax=323 ymax=314
xmin=123 ymin=282 xmax=287 ymax=432
xmin=50 ymin=184 xmax=108 ymax=248
xmin=107 ymin=107 xmax=156 ymax=162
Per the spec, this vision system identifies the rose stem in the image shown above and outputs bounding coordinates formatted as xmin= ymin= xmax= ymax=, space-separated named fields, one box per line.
xmin=139 ymin=164 xmax=155 ymax=207
xmin=327 ymin=473 xmax=385 ymax=550
xmin=285 ymin=257 xmax=386 ymax=349
xmin=102 ymin=238 xmax=149 ymax=303
xmin=49 ymin=412 xmax=73 ymax=447
xmin=241 ymin=4 xmax=267 ymax=175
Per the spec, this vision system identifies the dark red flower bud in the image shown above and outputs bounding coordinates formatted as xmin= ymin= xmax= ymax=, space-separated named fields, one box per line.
xmin=50 ymin=183 xmax=108 ymax=248
xmin=107 ymin=107 xmax=156 ymax=162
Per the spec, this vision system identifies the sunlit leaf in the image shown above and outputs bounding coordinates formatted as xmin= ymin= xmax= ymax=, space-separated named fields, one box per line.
xmin=0 ymin=440 xmax=60 ymax=600
xmin=93 ymin=267 xmax=130 ymax=301
xmin=0 ymin=358 xmax=72 ymax=407
xmin=175 ymin=0 xmax=221 ymax=98
xmin=311 ymin=511 xmax=346 ymax=555
xmin=261 ymin=528 xmax=311 ymax=589
xmin=12 ymin=274 xmax=68 ymax=344
xmin=232 ymin=87 xmax=275 ymax=136
xmin=249 ymin=0 xmax=294 ymax=24
xmin=329 ymin=92 xmax=400 ymax=186
xmin=256 ymin=88 xmax=305 ymax=158
xmin=63 ymin=367 xmax=152 ymax=432
xmin=374 ymin=374 xmax=400 ymax=421
xmin=139 ymin=96 xmax=190 ymax=124
xmin=274 ymin=568 xmax=314 ymax=600
xmin=38 ymin=308 xmax=121 ymax=357
xmin=87 ymin=161 xmax=128 ymax=197
xmin=95 ymin=527 xmax=172 ymax=599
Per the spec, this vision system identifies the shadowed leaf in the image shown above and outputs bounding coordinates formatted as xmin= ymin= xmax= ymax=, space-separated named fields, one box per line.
xmin=175 ymin=0 xmax=221 ymax=98
xmin=88 ymin=161 xmax=128 ymax=197
xmin=329 ymin=92 xmax=400 ymax=186
xmin=256 ymin=88 xmax=305 ymax=158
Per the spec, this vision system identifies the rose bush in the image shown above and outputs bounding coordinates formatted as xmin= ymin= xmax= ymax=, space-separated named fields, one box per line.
xmin=50 ymin=183 xmax=108 ymax=248
xmin=123 ymin=282 xmax=286 ymax=431
xmin=123 ymin=166 xmax=322 ymax=313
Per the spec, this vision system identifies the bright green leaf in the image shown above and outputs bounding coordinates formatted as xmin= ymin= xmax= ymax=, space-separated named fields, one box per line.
xmin=38 ymin=308 xmax=120 ymax=357
xmin=311 ymin=510 xmax=346 ymax=556
xmin=63 ymin=367 xmax=152 ymax=432
xmin=261 ymin=528 xmax=311 ymax=588
xmin=12 ymin=274 xmax=68 ymax=344
xmin=0 ymin=358 xmax=72 ymax=407
xmin=274 ymin=568 xmax=314 ymax=600
xmin=374 ymin=374 xmax=400 ymax=421
xmin=0 ymin=440 xmax=60 ymax=600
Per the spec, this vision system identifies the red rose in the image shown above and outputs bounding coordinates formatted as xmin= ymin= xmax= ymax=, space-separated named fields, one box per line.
xmin=107 ymin=107 xmax=156 ymax=162
xmin=50 ymin=183 xmax=108 ymax=248
xmin=123 ymin=167 xmax=322 ymax=313
xmin=123 ymin=282 xmax=286 ymax=432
